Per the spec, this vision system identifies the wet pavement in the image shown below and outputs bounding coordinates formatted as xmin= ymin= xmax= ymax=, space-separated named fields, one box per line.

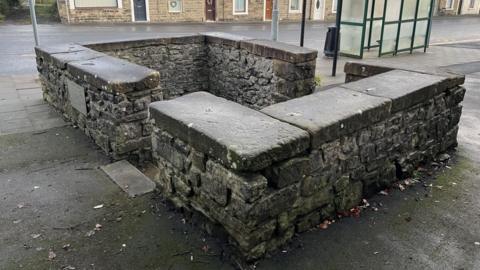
xmin=1 ymin=19 xmax=480 ymax=270
xmin=1 ymin=16 xmax=480 ymax=75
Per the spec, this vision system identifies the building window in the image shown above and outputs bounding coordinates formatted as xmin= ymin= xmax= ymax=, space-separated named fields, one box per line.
xmin=233 ymin=0 xmax=248 ymax=14
xmin=469 ymin=0 xmax=475 ymax=8
xmin=332 ymin=0 xmax=337 ymax=13
xmin=168 ymin=0 xmax=182 ymax=12
xmin=446 ymin=0 xmax=454 ymax=9
xmin=74 ymin=0 xmax=118 ymax=8
xmin=289 ymin=0 xmax=301 ymax=12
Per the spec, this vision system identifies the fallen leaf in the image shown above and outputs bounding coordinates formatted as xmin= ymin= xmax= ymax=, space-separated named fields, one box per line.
xmin=48 ymin=250 xmax=56 ymax=260
xmin=318 ymin=222 xmax=328 ymax=230
xmin=379 ymin=190 xmax=389 ymax=196
xmin=62 ymin=244 xmax=71 ymax=251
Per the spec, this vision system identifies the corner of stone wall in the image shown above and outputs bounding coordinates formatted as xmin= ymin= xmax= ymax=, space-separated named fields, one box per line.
xmin=35 ymin=43 xmax=161 ymax=162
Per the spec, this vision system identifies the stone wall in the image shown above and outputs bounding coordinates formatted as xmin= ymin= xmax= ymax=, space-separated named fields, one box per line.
xmin=88 ymin=35 xmax=209 ymax=99
xmin=205 ymin=34 xmax=316 ymax=108
xmin=35 ymin=44 xmax=161 ymax=162
xmin=89 ymin=33 xmax=317 ymax=109
xmin=35 ymin=33 xmax=316 ymax=161
xmin=149 ymin=68 xmax=465 ymax=262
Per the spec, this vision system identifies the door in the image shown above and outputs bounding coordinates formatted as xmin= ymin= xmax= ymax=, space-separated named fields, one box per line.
xmin=313 ymin=0 xmax=324 ymax=20
xmin=133 ymin=0 xmax=147 ymax=21
xmin=206 ymin=0 xmax=216 ymax=21
xmin=265 ymin=0 xmax=273 ymax=20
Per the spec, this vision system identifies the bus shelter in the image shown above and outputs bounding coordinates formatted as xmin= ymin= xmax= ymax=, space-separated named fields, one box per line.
xmin=339 ymin=0 xmax=434 ymax=58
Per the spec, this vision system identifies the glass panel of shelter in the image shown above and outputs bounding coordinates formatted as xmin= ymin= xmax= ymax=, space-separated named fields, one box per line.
xmin=338 ymin=0 xmax=433 ymax=58
xmin=379 ymin=0 xmax=433 ymax=56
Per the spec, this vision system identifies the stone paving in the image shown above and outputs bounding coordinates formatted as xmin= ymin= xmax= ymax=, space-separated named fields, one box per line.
xmin=0 ymin=75 xmax=66 ymax=135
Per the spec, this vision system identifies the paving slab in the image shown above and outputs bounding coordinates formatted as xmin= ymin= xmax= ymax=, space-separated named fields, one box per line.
xmin=101 ymin=160 xmax=156 ymax=197
xmin=0 ymin=75 xmax=67 ymax=135
xmin=149 ymin=91 xmax=310 ymax=171
xmin=261 ymin=87 xmax=391 ymax=148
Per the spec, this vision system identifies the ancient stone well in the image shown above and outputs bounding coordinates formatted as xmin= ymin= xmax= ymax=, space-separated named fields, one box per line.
xmin=35 ymin=33 xmax=316 ymax=161
xmin=35 ymin=34 xmax=466 ymax=263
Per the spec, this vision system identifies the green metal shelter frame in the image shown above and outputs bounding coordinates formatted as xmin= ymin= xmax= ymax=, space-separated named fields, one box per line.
xmin=339 ymin=0 xmax=434 ymax=59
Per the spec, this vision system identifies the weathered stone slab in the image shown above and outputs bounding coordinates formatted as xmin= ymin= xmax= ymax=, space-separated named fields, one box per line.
xmin=35 ymin=43 xmax=86 ymax=60
xmin=202 ymin=32 xmax=253 ymax=48
xmin=67 ymin=56 xmax=160 ymax=93
xmin=101 ymin=160 xmax=156 ymax=197
xmin=50 ymin=49 xmax=104 ymax=69
xmin=345 ymin=61 xmax=466 ymax=87
xmin=85 ymin=34 xmax=205 ymax=52
xmin=240 ymin=39 xmax=318 ymax=63
xmin=341 ymin=70 xmax=448 ymax=112
xmin=261 ymin=87 xmax=391 ymax=148
xmin=149 ymin=92 xmax=310 ymax=171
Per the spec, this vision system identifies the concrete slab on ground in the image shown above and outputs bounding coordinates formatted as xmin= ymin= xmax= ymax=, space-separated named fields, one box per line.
xmin=101 ymin=160 xmax=156 ymax=197
xmin=0 ymin=75 xmax=67 ymax=135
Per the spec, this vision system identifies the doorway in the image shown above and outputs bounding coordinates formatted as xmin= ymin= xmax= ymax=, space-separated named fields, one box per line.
xmin=133 ymin=0 xmax=147 ymax=21
xmin=313 ymin=0 xmax=324 ymax=20
xmin=265 ymin=0 xmax=273 ymax=20
xmin=206 ymin=0 xmax=216 ymax=21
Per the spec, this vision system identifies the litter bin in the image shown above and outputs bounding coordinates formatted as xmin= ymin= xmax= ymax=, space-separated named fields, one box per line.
xmin=324 ymin=26 xmax=338 ymax=57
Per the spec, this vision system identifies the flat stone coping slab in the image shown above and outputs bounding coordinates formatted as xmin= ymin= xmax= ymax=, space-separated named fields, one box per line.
xmin=149 ymin=91 xmax=310 ymax=171
xmin=67 ymin=56 xmax=160 ymax=93
xmin=202 ymin=32 xmax=254 ymax=48
xmin=240 ymin=39 xmax=318 ymax=63
xmin=340 ymin=70 xmax=449 ymax=112
xmin=261 ymin=87 xmax=391 ymax=148
xmin=101 ymin=160 xmax=156 ymax=197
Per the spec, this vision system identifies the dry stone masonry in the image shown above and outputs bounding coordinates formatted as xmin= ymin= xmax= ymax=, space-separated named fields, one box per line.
xmin=35 ymin=33 xmax=316 ymax=161
xmin=35 ymin=34 xmax=466 ymax=263
xmin=149 ymin=69 xmax=465 ymax=261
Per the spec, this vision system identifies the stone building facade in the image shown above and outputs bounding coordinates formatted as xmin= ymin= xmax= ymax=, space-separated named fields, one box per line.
xmin=57 ymin=0 xmax=339 ymax=23
xmin=435 ymin=0 xmax=480 ymax=15
xmin=56 ymin=0 xmax=479 ymax=24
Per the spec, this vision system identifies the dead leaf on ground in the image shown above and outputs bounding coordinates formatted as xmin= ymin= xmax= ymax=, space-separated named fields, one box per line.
xmin=48 ymin=250 xmax=56 ymax=260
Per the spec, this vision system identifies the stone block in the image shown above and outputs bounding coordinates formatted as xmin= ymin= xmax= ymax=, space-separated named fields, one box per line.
xmin=261 ymin=87 xmax=391 ymax=148
xmin=149 ymin=92 xmax=310 ymax=171
xmin=202 ymin=32 xmax=253 ymax=48
xmin=240 ymin=39 xmax=318 ymax=63
xmin=67 ymin=56 xmax=160 ymax=93
xmin=206 ymin=160 xmax=268 ymax=203
xmin=341 ymin=70 xmax=449 ymax=112
xmin=265 ymin=157 xmax=310 ymax=189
